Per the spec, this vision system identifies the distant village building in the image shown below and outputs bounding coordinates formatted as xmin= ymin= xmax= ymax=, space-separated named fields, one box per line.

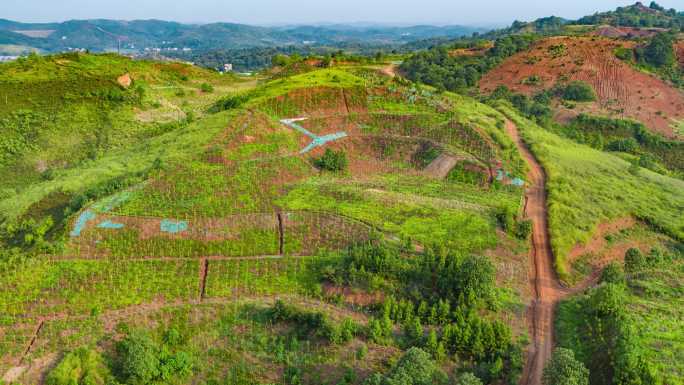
xmin=0 ymin=56 xmax=19 ymax=62
xmin=223 ymin=63 xmax=233 ymax=72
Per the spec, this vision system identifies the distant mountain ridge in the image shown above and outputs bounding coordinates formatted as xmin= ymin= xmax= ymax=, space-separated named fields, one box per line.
xmin=0 ymin=18 xmax=486 ymax=54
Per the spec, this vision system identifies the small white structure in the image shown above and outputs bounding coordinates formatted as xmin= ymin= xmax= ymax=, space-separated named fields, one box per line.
xmin=223 ymin=63 xmax=233 ymax=72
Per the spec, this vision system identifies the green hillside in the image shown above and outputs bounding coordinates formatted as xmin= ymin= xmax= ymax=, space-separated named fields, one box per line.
xmin=0 ymin=20 xmax=682 ymax=382
xmin=0 ymin=55 xmax=534 ymax=385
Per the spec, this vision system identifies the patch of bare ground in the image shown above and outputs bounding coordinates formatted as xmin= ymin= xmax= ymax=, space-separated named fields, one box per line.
xmin=566 ymin=218 xmax=673 ymax=285
xmin=480 ymin=36 xmax=684 ymax=139
xmin=323 ymin=283 xmax=384 ymax=307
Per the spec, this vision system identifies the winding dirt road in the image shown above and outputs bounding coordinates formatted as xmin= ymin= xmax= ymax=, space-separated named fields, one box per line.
xmin=504 ymin=120 xmax=568 ymax=385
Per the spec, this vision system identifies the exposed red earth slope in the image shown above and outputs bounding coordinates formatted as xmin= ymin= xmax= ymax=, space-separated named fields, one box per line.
xmin=480 ymin=36 xmax=684 ymax=139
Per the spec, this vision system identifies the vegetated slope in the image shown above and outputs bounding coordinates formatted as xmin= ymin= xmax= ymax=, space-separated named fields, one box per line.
xmin=677 ymin=40 xmax=684 ymax=70
xmin=1 ymin=62 xmax=533 ymax=385
xmin=557 ymin=244 xmax=684 ymax=385
xmin=574 ymin=1 xmax=683 ymax=29
xmin=480 ymin=36 xmax=684 ymax=139
xmin=497 ymin=102 xmax=684 ymax=283
xmin=0 ymin=53 xmax=246 ymax=215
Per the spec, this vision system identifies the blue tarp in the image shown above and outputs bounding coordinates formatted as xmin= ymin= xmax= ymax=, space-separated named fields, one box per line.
xmin=97 ymin=220 xmax=125 ymax=229
xmin=160 ymin=219 xmax=188 ymax=234
xmin=281 ymin=118 xmax=348 ymax=154
xmin=70 ymin=210 xmax=96 ymax=237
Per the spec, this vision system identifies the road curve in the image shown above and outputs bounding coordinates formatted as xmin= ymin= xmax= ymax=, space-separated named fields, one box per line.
xmin=504 ymin=120 xmax=566 ymax=385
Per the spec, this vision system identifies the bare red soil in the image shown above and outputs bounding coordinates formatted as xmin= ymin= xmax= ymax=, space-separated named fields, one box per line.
xmin=504 ymin=120 xmax=565 ymax=385
xmin=568 ymin=217 xmax=636 ymax=262
xmin=480 ymin=36 xmax=684 ymax=139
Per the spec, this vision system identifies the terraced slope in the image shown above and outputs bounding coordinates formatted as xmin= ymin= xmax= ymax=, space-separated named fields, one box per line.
xmin=480 ymin=36 xmax=684 ymax=139
xmin=1 ymin=61 xmax=533 ymax=384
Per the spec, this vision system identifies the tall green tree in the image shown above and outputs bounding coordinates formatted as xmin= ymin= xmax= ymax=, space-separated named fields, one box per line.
xmin=542 ymin=348 xmax=589 ymax=385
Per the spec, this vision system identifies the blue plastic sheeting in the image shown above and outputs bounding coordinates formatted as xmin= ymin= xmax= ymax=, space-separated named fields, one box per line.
xmin=300 ymin=132 xmax=349 ymax=154
xmin=70 ymin=210 xmax=96 ymax=237
xmin=160 ymin=219 xmax=188 ymax=234
xmin=97 ymin=220 xmax=125 ymax=229
xmin=496 ymin=169 xmax=525 ymax=187
xmin=281 ymin=118 xmax=348 ymax=154
xmin=511 ymin=178 xmax=525 ymax=187
xmin=496 ymin=169 xmax=505 ymax=181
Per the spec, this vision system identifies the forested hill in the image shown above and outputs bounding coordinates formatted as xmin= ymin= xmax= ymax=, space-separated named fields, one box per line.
xmin=0 ymin=18 xmax=485 ymax=54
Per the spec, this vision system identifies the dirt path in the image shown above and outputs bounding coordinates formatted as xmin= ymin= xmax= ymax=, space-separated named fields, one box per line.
xmin=504 ymin=120 xmax=569 ymax=385
xmin=380 ymin=64 xmax=398 ymax=78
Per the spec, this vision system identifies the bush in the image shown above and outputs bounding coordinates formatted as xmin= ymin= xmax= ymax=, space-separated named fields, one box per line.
xmin=542 ymin=348 xmax=589 ymax=385
xmin=199 ymin=83 xmax=214 ymax=93
xmin=642 ymin=33 xmax=675 ymax=68
xmin=600 ymin=262 xmax=625 ymax=284
xmin=116 ymin=331 xmax=161 ymax=384
xmin=495 ymin=205 xmax=516 ymax=233
xmin=46 ymin=348 xmax=110 ymax=385
xmin=614 ymin=47 xmax=634 ymax=62
xmin=555 ymin=81 xmax=597 ymax=102
xmin=606 ymin=137 xmax=639 ymax=153
xmin=454 ymin=373 xmax=483 ymax=385
xmin=515 ymin=220 xmax=533 ymax=240
xmin=115 ymin=329 xmax=193 ymax=385
xmin=624 ymin=248 xmax=646 ymax=273
xmin=313 ymin=149 xmax=348 ymax=172
xmin=209 ymin=91 xmax=255 ymax=113
xmin=363 ymin=348 xmax=448 ymax=385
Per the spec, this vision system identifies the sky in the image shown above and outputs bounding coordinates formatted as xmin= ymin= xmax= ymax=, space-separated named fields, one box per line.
xmin=3 ymin=0 xmax=682 ymax=26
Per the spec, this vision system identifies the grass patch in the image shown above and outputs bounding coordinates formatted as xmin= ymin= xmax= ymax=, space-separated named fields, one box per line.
xmin=498 ymin=103 xmax=684 ymax=281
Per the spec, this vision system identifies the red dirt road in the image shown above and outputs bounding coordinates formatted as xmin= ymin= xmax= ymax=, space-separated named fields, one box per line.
xmin=504 ymin=120 xmax=567 ymax=385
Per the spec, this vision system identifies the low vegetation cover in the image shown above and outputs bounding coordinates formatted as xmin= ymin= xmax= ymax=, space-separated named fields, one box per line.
xmin=0 ymin=52 xmax=533 ymax=385
xmin=400 ymin=34 xmax=538 ymax=92
xmin=497 ymin=103 xmax=684 ymax=281
xmin=556 ymin=245 xmax=684 ymax=384
xmin=2 ymin=2 xmax=684 ymax=382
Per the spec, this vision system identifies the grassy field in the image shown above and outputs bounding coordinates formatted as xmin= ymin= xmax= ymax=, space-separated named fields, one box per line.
xmin=1 ymin=56 xmax=535 ymax=384
xmin=497 ymin=103 xmax=684 ymax=281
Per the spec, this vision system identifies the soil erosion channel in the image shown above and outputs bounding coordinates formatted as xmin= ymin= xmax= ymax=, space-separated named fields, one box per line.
xmin=504 ymin=120 xmax=568 ymax=385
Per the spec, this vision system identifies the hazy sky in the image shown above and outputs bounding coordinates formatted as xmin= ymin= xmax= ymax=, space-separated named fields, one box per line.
xmin=3 ymin=0 xmax=682 ymax=26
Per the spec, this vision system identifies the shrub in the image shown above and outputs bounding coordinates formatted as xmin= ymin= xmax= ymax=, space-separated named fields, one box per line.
xmin=642 ymin=33 xmax=675 ymax=68
xmin=46 ymin=348 xmax=110 ymax=385
xmin=313 ymin=149 xmax=348 ymax=172
xmin=555 ymin=81 xmax=597 ymax=102
xmin=606 ymin=137 xmax=639 ymax=153
xmin=454 ymin=373 xmax=483 ymax=385
xmin=542 ymin=348 xmax=589 ymax=385
xmin=363 ymin=348 xmax=448 ymax=385
xmin=600 ymin=262 xmax=625 ymax=284
xmin=624 ymin=248 xmax=646 ymax=273
xmin=115 ymin=329 xmax=193 ymax=385
xmin=116 ymin=331 xmax=161 ymax=384
xmin=209 ymin=91 xmax=255 ymax=113
xmin=515 ymin=220 xmax=533 ymax=240
xmin=495 ymin=205 xmax=516 ymax=233
xmin=200 ymin=83 xmax=214 ymax=93
xmin=614 ymin=47 xmax=634 ymax=62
